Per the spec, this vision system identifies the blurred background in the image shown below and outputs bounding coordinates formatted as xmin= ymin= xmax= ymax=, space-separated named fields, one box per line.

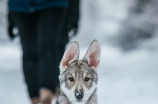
xmin=0 ymin=0 xmax=158 ymax=104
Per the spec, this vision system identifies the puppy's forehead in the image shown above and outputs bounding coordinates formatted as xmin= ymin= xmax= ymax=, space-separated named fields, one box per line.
xmin=69 ymin=60 xmax=89 ymax=71
xmin=63 ymin=60 xmax=96 ymax=78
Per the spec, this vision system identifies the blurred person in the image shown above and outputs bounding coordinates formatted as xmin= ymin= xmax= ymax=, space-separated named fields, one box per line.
xmin=7 ymin=0 xmax=79 ymax=104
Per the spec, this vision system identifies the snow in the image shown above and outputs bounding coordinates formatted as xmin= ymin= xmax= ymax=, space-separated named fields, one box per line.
xmin=0 ymin=0 xmax=158 ymax=104
xmin=79 ymin=45 xmax=158 ymax=104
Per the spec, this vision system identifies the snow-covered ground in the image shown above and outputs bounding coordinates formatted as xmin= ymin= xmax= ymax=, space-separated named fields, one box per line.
xmin=0 ymin=0 xmax=158 ymax=104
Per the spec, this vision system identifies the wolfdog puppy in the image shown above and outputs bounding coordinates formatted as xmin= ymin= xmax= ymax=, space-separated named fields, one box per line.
xmin=56 ymin=40 xmax=101 ymax=104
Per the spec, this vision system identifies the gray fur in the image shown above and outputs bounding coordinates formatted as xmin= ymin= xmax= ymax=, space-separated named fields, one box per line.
xmin=56 ymin=61 xmax=98 ymax=104
xmin=56 ymin=40 xmax=100 ymax=104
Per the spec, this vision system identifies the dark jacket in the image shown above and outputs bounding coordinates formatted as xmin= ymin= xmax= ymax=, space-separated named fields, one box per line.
xmin=8 ymin=0 xmax=68 ymax=12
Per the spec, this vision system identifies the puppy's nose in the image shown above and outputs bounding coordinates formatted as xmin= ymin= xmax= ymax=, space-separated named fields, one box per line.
xmin=75 ymin=91 xmax=84 ymax=100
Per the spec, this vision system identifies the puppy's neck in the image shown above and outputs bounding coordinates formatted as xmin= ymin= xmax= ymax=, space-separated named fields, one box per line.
xmin=86 ymin=89 xmax=98 ymax=104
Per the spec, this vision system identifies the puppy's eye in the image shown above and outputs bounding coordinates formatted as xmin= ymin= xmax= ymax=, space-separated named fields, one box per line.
xmin=69 ymin=77 xmax=74 ymax=81
xmin=85 ymin=77 xmax=90 ymax=81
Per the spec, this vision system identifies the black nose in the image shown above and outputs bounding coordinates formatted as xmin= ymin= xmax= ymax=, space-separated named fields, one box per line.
xmin=75 ymin=91 xmax=84 ymax=100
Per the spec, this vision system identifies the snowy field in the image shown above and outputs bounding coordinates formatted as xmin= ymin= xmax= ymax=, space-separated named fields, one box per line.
xmin=0 ymin=0 xmax=158 ymax=104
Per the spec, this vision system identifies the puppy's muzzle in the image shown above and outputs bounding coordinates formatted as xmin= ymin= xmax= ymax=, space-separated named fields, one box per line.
xmin=75 ymin=91 xmax=84 ymax=100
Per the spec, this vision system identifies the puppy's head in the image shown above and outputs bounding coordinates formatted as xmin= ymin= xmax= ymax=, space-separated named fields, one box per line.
xmin=59 ymin=40 xmax=101 ymax=103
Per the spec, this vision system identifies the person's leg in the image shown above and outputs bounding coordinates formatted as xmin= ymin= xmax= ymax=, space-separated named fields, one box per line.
xmin=10 ymin=12 xmax=39 ymax=100
xmin=55 ymin=9 xmax=69 ymax=68
xmin=36 ymin=7 xmax=67 ymax=96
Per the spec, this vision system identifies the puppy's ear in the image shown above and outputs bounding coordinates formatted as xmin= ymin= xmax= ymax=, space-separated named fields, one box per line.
xmin=83 ymin=40 xmax=101 ymax=71
xmin=60 ymin=41 xmax=79 ymax=74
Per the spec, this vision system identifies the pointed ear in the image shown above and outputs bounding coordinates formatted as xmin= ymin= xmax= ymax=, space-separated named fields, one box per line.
xmin=83 ymin=40 xmax=101 ymax=71
xmin=60 ymin=41 xmax=79 ymax=74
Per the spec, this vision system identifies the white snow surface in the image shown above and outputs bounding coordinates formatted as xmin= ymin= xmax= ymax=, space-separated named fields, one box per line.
xmin=0 ymin=0 xmax=158 ymax=104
